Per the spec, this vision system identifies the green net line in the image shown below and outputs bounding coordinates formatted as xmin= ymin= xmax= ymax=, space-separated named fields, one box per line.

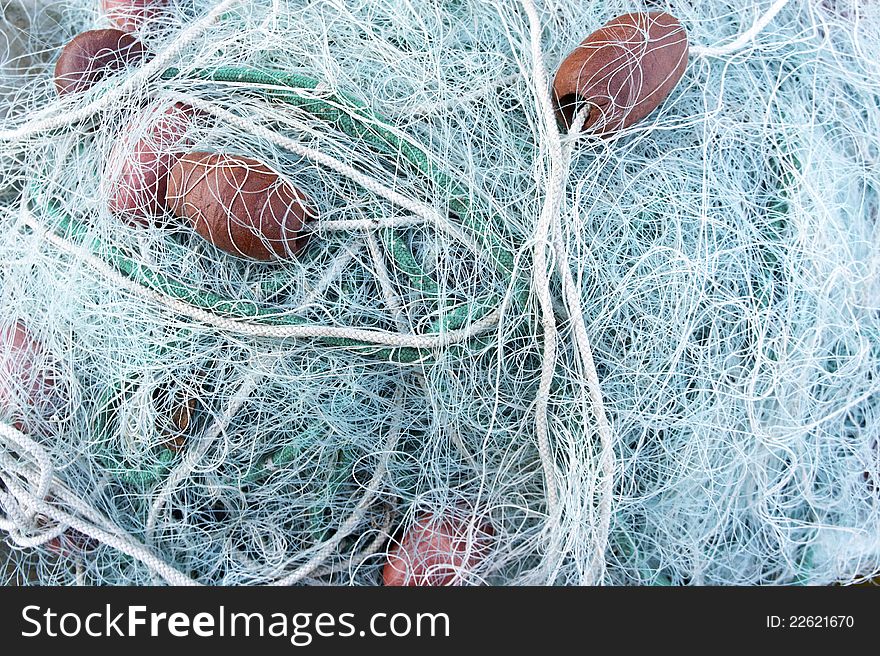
xmin=37 ymin=198 xmax=430 ymax=364
xmin=158 ymin=66 xmax=516 ymax=279
xmin=159 ymin=66 xmax=521 ymax=324
xmin=42 ymin=65 xmax=530 ymax=484
xmin=382 ymin=229 xmax=440 ymax=296
xmin=34 ymin=66 xmax=526 ymax=365
xmin=241 ymin=422 xmax=329 ymax=485
xmin=92 ymin=370 xmax=331 ymax=487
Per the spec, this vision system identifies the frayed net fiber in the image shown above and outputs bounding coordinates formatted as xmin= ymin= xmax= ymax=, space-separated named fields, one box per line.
xmin=0 ymin=0 xmax=879 ymax=586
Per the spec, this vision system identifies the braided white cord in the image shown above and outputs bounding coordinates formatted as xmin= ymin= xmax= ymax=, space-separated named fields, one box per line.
xmin=307 ymin=215 xmax=430 ymax=232
xmin=556 ymin=107 xmax=614 ymax=586
xmin=0 ymin=423 xmax=195 ymax=585
xmin=520 ymin=0 xmax=630 ymax=585
xmin=690 ymin=0 xmax=792 ymax=58
xmin=0 ymin=0 xmax=241 ymax=142
xmin=0 ymin=486 xmax=68 ymax=548
xmin=0 ymin=474 xmax=68 ymax=549
xmin=8 ymin=481 xmax=197 ymax=585
xmin=0 ymin=443 xmax=123 ymax=535
xmin=0 ymin=420 xmax=53 ymax=516
xmin=20 ymin=204 xmax=501 ymax=350
xmin=519 ymin=0 xmax=565 ymax=584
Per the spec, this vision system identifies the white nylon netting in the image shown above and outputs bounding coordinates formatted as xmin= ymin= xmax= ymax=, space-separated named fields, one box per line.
xmin=0 ymin=0 xmax=878 ymax=585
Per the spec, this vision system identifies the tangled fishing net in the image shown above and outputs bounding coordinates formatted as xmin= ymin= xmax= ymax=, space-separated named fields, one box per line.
xmin=1 ymin=0 xmax=879 ymax=586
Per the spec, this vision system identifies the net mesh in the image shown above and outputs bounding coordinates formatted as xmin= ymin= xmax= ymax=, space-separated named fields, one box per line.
xmin=0 ymin=0 xmax=878 ymax=585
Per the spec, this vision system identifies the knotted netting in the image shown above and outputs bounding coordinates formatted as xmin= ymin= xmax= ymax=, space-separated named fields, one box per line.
xmin=0 ymin=0 xmax=878 ymax=585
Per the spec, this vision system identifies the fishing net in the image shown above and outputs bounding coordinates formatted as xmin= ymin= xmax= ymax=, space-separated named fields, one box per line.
xmin=0 ymin=0 xmax=878 ymax=585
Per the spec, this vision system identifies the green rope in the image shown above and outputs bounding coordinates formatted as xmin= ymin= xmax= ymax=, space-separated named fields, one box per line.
xmin=159 ymin=66 xmax=516 ymax=280
xmin=47 ymin=65 xmax=530 ymax=482
xmin=37 ymin=197 xmax=428 ymax=364
xmin=241 ymin=422 xmax=326 ymax=484
xmin=36 ymin=66 xmax=525 ymax=364
xmin=382 ymin=229 xmax=440 ymax=296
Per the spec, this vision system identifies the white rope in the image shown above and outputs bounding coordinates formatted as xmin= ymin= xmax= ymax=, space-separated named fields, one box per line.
xmin=0 ymin=0 xmax=241 ymax=142
xmin=6 ymin=478 xmax=197 ymax=585
xmin=556 ymin=107 xmax=614 ymax=586
xmin=3 ymin=452 xmax=127 ymax=532
xmin=0 ymin=422 xmax=54 ymax=517
xmin=0 ymin=445 xmax=127 ymax=535
xmin=0 ymin=485 xmax=63 ymax=548
xmin=512 ymin=0 xmax=794 ymax=587
xmin=690 ymin=0 xmax=792 ymax=58
xmin=0 ymin=516 xmax=16 ymax=533
xmin=0 ymin=423 xmax=196 ymax=585
xmin=519 ymin=0 xmax=565 ymax=584
xmin=0 ymin=489 xmax=67 ymax=548
xmin=307 ymin=215 xmax=430 ymax=232
xmin=519 ymin=0 xmax=627 ymax=585
xmin=21 ymin=205 xmax=501 ymax=350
